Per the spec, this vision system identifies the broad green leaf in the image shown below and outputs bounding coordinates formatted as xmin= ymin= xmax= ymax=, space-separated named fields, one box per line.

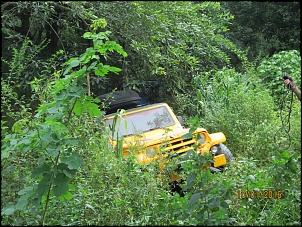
xmin=53 ymin=183 xmax=69 ymax=197
xmin=21 ymin=145 xmax=30 ymax=152
xmin=87 ymin=61 xmax=98 ymax=71
xmin=18 ymin=186 xmax=34 ymax=195
xmin=63 ymin=66 xmax=72 ymax=76
xmin=94 ymin=32 xmax=109 ymax=40
xmin=40 ymin=133 xmax=52 ymax=148
xmin=198 ymin=154 xmax=208 ymax=164
xmin=87 ymin=103 xmax=102 ymax=117
xmin=12 ymin=138 xmax=31 ymax=152
xmin=221 ymin=200 xmax=230 ymax=208
xmin=31 ymin=197 xmax=41 ymax=209
xmin=95 ymin=68 xmax=105 ymax=77
xmin=71 ymin=68 xmax=87 ymax=80
xmin=239 ymin=207 xmax=246 ymax=216
xmin=83 ymin=32 xmax=92 ymax=39
xmin=46 ymin=121 xmax=69 ymax=136
xmin=46 ymin=145 xmax=61 ymax=157
xmin=73 ymin=99 xmax=101 ymax=117
xmin=59 ymin=191 xmax=73 ymax=201
xmin=182 ymin=132 xmax=193 ymax=139
xmin=56 ymin=89 xmax=68 ymax=100
xmin=69 ymin=184 xmax=76 ymax=191
xmin=1 ymin=149 xmax=9 ymax=160
xmin=41 ymin=139 xmax=50 ymax=149
xmin=57 ymin=163 xmax=77 ymax=177
xmin=60 ymin=152 xmax=83 ymax=170
xmin=208 ymin=182 xmax=219 ymax=192
xmin=109 ymin=66 xmax=122 ymax=74
xmin=102 ymin=64 xmax=122 ymax=74
xmin=94 ymin=97 xmax=101 ymax=103
xmin=32 ymin=164 xmax=51 ymax=178
xmin=93 ymin=39 xmax=104 ymax=47
xmin=36 ymin=173 xmax=52 ymax=196
xmin=12 ymin=119 xmax=28 ymax=133
xmin=62 ymin=57 xmax=78 ymax=66
xmin=73 ymin=100 xmax=84 ymax=115
xmin=53 ymin=172 xmax=67 ymax=185
xmin=104 ymin=41 xmax=127 ymax=57
xmin=62 ymin=169 xmax=76 ymax=178
xmin=189 ymin=192 xmax=201 ymax=205
xmin=208 ymin=199 xmax=220 ymax=208
xmin=52 ymin=173 xmax=69 ymax=197
xmin=47 ymin=102 xmax=61 ymax=113
xmin=63 ymin=138 xmax=83 ymax=146
xmin=79 ymin=54 xmax=87 ymax=62
xmin=70 ymin=59 xmax=80 ymax=67
xmin=16 ymin=193 xmax=31 ymax=210
xmin=186 ymin=172 xmax=197 ymax=190
xmin=70 ymin=85 xmax=86 ymax=96
xmin=1 ymin=204 xmax=16 ymax=216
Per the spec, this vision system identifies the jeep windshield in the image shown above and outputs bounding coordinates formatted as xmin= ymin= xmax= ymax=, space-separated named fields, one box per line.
xmin=105 ymin=106 xmax=175 ymax=140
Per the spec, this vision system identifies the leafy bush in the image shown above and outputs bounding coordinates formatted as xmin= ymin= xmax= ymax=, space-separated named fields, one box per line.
xmin=226 ymin=150 xmax=301 ymax=226
xmin=257 ymin=50 xmax=301 ymax=103
xmin=1 ymin=19 xmax=127 ymax=225
xmin=178 ymin=150 xmax=235 ymax=225
xmin=188 ymin=68 xmax=279 ymax=163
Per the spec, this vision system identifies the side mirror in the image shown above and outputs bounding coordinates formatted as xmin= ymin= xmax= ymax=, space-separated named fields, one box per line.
xmin=177 ymin=116 xmax=184 ymax=126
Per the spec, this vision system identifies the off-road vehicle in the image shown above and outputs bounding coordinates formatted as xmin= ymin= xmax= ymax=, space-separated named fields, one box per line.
xmin=98 ymin=90 xmax=233 ymax=176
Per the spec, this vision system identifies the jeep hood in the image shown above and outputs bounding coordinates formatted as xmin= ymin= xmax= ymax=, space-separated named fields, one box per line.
xmin=138 ymin=128 xmax=191 ymax=145
xmin=111 ymin=127 xmax=209 ymax=148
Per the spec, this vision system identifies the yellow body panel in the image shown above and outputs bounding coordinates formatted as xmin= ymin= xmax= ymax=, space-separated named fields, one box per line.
xmin=103 ymin=103 xmax=229 ymax=177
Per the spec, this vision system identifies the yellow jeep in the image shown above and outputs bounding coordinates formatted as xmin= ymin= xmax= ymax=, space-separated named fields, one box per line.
xmin=98 ymin=91 xmax=233 ymax=179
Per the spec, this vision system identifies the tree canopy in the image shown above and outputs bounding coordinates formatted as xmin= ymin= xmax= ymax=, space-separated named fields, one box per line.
xmin=2 ymin=1 xmax=299 ymax=101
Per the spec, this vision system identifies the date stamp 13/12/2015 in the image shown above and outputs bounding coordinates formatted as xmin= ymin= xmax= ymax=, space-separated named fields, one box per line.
xmin=237 ymin=190 xmax=283 ymax=199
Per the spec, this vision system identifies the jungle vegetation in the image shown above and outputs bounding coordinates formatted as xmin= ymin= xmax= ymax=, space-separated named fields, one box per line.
xmin=1 ymin=1 xmax=300 ymax=226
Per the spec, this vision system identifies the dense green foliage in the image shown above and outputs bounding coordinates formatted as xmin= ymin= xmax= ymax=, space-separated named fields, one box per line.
xmin=1 ymin=1 xmax=300 ymax=226
xmin=221 ymin=1 xmax=300 ymax=64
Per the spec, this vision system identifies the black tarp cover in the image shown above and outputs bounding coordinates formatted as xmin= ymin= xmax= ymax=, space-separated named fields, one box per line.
xmin=97 ymin=90 xmax=141 ymax=114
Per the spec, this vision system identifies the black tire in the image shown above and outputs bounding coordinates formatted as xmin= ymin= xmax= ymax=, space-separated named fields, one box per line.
xmin=169 ymin=180 xmax=185 ymax=197
xmin=216 ymin=143 xmax=233 ymax=162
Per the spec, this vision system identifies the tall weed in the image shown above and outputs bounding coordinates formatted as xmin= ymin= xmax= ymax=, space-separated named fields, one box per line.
xmin=192 ymin=68 xmax=279 ymax=163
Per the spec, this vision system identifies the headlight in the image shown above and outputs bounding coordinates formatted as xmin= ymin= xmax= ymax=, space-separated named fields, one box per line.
xmin=197 ymin=133 xmax=206 ymax=145
xmin=146 ymin=147 xmax=157 ymax=158
xmin=210 ymin=145 xmax=218 ymax=155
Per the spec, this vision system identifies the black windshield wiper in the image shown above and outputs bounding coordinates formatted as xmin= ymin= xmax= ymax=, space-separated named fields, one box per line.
xmin=143 ymin=127 xmax=162 ymax=132
xmin=123 ymin=133 xmax=142 ymax=137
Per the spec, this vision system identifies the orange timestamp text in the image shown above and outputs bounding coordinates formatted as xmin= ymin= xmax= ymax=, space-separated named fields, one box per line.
xmin=237 ymin=189 xmax=283 ymax=199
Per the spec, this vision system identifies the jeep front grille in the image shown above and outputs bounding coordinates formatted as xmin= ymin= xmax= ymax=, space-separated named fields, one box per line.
xmin=160 ymin=137 xmax=196 ymax=154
